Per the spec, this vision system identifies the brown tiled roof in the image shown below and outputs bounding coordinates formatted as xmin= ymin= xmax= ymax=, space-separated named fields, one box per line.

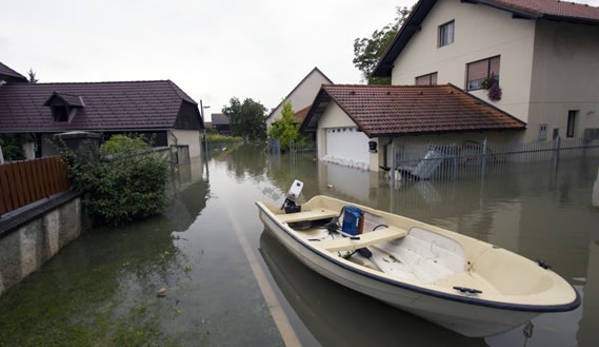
xmin=374 ymin=0 xmax=599 ymax=77
xmin=300 ymin=84 xmax=526 ymax=137
xmin=485 ymin=0 xmax=599 ymax=20
xmin=293 ymin=106 xmax=310 ymax=123
xmin=0 ymin=62 xmax=28 ymax=82
xmin=0 ymin=80 xmax=199 ymax=133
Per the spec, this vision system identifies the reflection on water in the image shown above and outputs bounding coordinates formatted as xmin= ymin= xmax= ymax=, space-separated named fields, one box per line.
xmin=259 ymin=229 xmax=487 ymax=347
xmin=0 ymin=145 xmax=597 ymax=346
xmin=248 ymin=149 xmax=599 ymax=347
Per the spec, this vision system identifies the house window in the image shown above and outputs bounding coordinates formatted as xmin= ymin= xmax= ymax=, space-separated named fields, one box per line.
xmin=439 ymin=21 xmax=454 ymax=47
xmin=538 ymin=124 xmax=547 ymax=141
xmin=466 ymin=56 xmax=500 ymax=90
xmin=567 ymin=110 xmax=578 ymax=138
xmin=52 ymin=106 xmax=69 ymax=122
xmin=415 ymin=72 xmax=438 ymax=86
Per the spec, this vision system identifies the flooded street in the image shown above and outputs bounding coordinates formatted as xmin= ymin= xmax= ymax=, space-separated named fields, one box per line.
xmin=1 ymin=144 xmax=598 ymax=346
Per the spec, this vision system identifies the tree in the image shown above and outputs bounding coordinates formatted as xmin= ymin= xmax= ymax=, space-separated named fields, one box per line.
xmin=222 ymin=97 xmax=267 ymax=143
xmin=267 ymin=100 xmax=305 ymax=152
xmin=353 ymin=6 xmax=411 ymax=85
xmin=27 ymin=69 xmax=38 ymax=84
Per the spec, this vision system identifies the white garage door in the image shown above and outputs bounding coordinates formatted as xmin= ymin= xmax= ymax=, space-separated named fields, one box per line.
xmin=324 ymin=127 xmax=370 ymax=169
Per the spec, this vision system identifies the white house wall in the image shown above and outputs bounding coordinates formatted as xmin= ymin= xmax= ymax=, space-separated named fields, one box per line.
xmin=169 ymin=129 xmax=201 ymax=158
xmin=529 ymin=20 xmax=599 ymax=141
xmin=390 ymin=0 xmax=536 ymax=124
xmin=267 ymin=70 xmax=331 ymax=127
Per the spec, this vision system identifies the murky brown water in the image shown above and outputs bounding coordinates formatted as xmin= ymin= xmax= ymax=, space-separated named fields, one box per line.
xmin=1 ymin=144 xmax=598 ymax=346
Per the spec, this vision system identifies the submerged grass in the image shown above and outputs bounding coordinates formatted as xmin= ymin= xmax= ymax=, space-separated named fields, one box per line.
xmin=0 ymin=260 xmax=182 ymax=347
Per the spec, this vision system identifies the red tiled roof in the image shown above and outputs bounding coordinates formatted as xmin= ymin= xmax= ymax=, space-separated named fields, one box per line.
xmin=0 ymin=62 xmax=28 ymax=82
xmin=293 ymin=106 xmax=310 ymax=123
xmin=0 ymin=80 xmax=198 ymax=133
xmin=300 ymin=84 xmax=526 ymax=137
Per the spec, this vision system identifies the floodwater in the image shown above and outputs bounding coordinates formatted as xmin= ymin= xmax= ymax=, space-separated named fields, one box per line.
xmin=1 ymin=144 xmax=598 ymax=347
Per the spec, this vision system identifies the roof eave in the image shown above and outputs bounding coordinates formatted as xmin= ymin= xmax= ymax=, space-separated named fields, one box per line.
xmin=371 ymin=126 xmax=526 ymax=138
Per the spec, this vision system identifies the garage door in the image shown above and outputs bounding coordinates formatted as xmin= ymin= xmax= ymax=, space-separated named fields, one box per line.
xmin=325 ymin=127 xmax=370 ymax=167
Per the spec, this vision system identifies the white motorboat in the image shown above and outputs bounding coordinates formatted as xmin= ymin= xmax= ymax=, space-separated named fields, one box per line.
xmin=255 ymin=180 xmax=580 ymax=337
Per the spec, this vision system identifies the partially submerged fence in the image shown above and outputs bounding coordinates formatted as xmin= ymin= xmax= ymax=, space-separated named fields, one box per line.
xmin=389 ymin=137 xmax=599 ymax=182
xmin=0 ymin=156 xmax=71 ymax=217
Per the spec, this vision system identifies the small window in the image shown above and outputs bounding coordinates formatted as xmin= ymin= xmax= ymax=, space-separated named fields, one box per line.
xmin=567 ymin=110 xmax=578 ymax=138
xmin=415 ymin=72 xmax=438 ymax=86
xmin=538 ymin=124 xmax=547 ymax=141
xmin=439 ymin=21 xmax=454 ymax=47
xmin=52 ymin=106 xmax=69 ymax=122
xmin=466 ymin=56 xmax=500 ymax=91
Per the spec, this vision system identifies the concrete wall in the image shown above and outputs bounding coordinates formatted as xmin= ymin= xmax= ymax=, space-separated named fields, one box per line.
xmin=528 ymin=20 xmax=599 ymax=142
xmin=0 ymin=192 xmax=84 ymax=297
xmin=168 ymin=129 xmax=201 ymax=158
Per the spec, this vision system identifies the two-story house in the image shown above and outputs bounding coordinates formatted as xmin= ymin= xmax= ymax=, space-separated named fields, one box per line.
xmin=300 ymin=0 xmax=599 ymax=172
xmin=373 ymin=0 xmax=599 ymax=142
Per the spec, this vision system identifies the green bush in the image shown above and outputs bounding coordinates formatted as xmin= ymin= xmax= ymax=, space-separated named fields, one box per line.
xmin=60 ymin=135 xmax=170 ymax=226
xmin=0 ymin=135 xmax=27 ymax=161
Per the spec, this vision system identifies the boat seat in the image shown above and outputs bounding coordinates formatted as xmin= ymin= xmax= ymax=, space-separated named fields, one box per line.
xmin=313 ymin=227 xmax=408 ymax=252
xmin=277 ymin=208 xmax=339 ymax=223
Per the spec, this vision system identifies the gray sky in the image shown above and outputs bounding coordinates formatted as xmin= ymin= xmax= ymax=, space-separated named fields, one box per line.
xmin=2 ymin=0 xmax=598 ymax=122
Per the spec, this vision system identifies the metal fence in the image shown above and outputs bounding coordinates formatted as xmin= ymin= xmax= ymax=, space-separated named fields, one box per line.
xmin=389 ymin=136 xmax=599 ymax=182
xmin=265 ymin=140 xmax=315 ymax=154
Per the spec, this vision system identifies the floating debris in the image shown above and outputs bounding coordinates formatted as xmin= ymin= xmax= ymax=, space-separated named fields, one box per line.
xmin=156 ymin=288 xmax=167 ymax=297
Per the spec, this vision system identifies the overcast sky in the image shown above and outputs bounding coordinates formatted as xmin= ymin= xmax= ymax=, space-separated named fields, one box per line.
xmin=2 ymin=0 xmax=598 ymax=122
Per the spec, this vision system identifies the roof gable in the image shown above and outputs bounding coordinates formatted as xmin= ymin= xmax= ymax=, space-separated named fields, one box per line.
xmin=0 ymin=80 xmax=199 ymax=133
xmin=0 ymin=62 xmax=28 ymax=83
xmin=266 ymin=67 xmax=334 ymax=121
xmin=373 ymin=0 xmax=599 ymax=77
xmin=300 ymin=84 xmax=526 ymax=137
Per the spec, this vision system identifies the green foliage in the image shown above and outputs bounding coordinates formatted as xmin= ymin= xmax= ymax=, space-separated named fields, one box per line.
xmin=353 ymin=6 xmax=411 ymax=84
xmin=101 ymin=134 xmax=148 ymax=155
xmin=59 ymin=134 xmax=170 ymax=226
xmin=222 ymin=97 xmax=267 ymax=143
xmin=205 ymin=133 xmax=243 ymax=144
xmin=267 ymin=100 xmax=305 ymax=152
xmin=0 ymin=134 xmax=28 ymax=161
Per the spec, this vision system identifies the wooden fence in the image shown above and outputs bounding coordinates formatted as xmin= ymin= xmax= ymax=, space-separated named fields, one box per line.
xmin=0 ymin=156 xmax=71 ymax=216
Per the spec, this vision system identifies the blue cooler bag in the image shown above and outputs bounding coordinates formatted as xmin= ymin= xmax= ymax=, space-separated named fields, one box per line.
xmin=342 ymin=206 xmax=364 ymax=236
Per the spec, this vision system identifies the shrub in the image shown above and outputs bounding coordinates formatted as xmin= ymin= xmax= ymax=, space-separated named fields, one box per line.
xmin=59 ymin=134 xmax=170 ymax=226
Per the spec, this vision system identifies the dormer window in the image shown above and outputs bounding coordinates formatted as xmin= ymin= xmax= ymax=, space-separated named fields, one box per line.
xmin=43 ymin=92 xmax=85 ymax=123
xmin=53 ymin=106 xmax=69 ymax=122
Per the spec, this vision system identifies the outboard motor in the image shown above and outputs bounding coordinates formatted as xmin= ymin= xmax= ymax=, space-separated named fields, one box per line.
xmin=281 ymin=180 xmax=303 ymax=214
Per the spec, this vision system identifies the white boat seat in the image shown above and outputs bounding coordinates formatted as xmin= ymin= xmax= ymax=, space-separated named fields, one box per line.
xmin=277 ymin=209 xmax=339 ymax=223
xmin=313 ymin=227 xmax=408 ymax=252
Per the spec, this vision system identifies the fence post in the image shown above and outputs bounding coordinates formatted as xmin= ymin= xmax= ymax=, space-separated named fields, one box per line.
xmin=390 ymin=140 xmax=396 ymax=188
xmin=553 ymin=136 xmax=561 ymax=173
xmin=481 ymin=137 xmax=488 ymax=179
xmin=452 ymin=144 xmax=459 ymax=180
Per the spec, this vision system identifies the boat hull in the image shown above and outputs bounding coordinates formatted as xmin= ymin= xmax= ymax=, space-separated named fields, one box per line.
xmin=256 ymin=198 xmax=579 ymax=337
